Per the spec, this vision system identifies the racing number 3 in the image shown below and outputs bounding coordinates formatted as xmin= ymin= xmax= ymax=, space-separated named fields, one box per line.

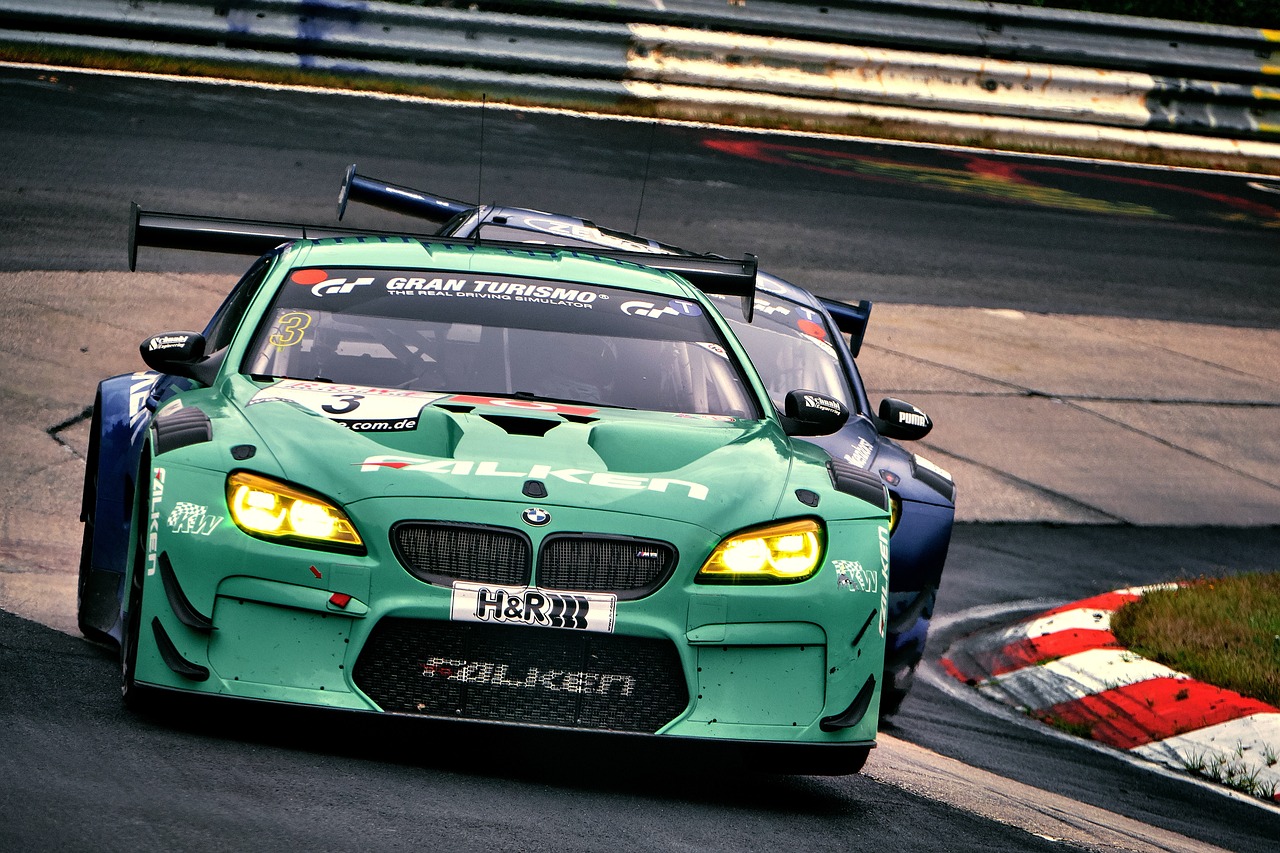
xmin=269 ymin=311 xmax=312 ymax=348
xmin=322 ymin=395 xmax=363 ymax=415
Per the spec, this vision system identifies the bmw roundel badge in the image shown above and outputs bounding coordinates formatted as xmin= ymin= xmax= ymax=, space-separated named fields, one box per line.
xmin=521 ymin=507 xmax=551 ymax=526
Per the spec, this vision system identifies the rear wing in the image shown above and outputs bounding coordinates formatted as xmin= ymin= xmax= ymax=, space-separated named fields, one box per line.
xmin=129 ymin=203 xmax=757 ymax=300
xmin=337 ymin=164 xmax=473 ymax=224
xmin=818 ymin=297 xmax=873 ymax=357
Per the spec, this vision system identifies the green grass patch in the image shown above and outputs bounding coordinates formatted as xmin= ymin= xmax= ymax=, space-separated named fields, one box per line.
xmin=1112 ymin=573 xmax=1280 ymax=707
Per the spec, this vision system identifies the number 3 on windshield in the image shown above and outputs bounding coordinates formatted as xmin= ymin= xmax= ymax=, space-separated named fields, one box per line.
xmin=269 ymin=312 xmax=312 ymax=348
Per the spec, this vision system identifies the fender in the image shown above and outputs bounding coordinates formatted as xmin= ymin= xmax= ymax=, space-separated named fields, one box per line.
xmin=80 ymin=371 xmax=159 ymax=641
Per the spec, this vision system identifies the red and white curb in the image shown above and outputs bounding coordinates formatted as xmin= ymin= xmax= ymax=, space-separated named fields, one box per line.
xmin=942 ymin=585 xmax=1280 ymax=804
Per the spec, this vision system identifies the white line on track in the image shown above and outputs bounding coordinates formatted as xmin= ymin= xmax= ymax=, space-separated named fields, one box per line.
xmin=868 ymin=734 xmax=1236 ymax=853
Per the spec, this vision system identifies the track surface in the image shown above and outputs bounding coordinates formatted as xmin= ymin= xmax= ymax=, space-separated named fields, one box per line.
xmin=5 ymin=67 xmax=1279 ymax=325
xmin=2 ymin=65 xmax=1279 ymax=851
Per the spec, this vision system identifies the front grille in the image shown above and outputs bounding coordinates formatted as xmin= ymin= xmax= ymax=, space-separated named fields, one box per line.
xmin=538 ymin=535 xmax=677 ymax=599
xmin=393 ymin=522 xmax=530 ymax=586
xmin=353 ymin=619 xmax=689 ymax=733
xmin=392 ymin=523 xmax=679 ymax=598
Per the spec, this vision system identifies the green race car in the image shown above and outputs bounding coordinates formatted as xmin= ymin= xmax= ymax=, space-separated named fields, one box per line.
xmin=77 ymin=208 xmax=891 ymax=773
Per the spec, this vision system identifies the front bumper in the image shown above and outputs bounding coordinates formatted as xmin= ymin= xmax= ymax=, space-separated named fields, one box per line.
xmin=133 ymin=466 xmax=889 ymax=752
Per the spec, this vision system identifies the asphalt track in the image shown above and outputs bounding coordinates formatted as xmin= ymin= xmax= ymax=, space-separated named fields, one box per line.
xmin=2 ymin=64 xmax=1279 ymax=851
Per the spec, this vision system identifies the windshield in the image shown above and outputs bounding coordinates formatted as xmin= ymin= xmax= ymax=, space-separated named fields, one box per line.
xmin=244 ymin=267 xmax=759 ymax=419
xmin=708 ymin=292 xmax=855 ymax=412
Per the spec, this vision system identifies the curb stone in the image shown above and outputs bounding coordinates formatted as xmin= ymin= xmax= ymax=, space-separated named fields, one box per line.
xmin=941 ymin=585 xmax=1280 ymax=805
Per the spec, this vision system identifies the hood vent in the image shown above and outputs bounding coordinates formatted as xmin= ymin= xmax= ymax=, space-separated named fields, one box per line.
xmin=481 ymin=414 xmax=560 ymax=436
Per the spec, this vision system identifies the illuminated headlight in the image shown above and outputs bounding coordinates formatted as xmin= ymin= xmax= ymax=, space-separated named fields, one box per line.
xmin=227 ymin=472 xmax=363 ymax=552
xmin=697 ymin=519 xmax=824 ymax=583
xmin=889 ymin=493 xmax=902 ymax=534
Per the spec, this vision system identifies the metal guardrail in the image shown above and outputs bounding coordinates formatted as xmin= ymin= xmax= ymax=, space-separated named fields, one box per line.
xmin=485 ymin=0 xmax=1280 ymax=86
xmin=0 ymin=0 xmax=1276 ymax=142
xmin=0 ymin=0 xmax=634 ymax=76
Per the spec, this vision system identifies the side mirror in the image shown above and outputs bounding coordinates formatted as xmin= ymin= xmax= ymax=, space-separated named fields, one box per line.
xmin=139 ymin=331 xmax=210 ymax=381
xmin=876 ymin=397 xmax=932 ymax=441
xmin=782 ymin=390 xmax=850 ymax=437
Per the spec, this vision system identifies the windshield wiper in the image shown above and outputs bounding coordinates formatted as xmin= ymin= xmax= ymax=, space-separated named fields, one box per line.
xmin=512 ymin=391 xmax=635 ymax=410
xmin=248 ymin=374 xmax=335 ymax=384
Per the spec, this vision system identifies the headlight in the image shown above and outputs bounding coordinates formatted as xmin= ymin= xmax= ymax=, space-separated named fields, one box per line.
xmin=889 ymin=492 xmax=901 ymax=534
xmin=697 ymin=519 xmax=824 ymax=583
xmin=227 ymin=472 xmax=364 ymax=553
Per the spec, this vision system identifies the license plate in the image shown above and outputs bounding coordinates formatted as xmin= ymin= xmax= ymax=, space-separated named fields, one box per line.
xmin=450 ymin=582 xmax=617 ymax=633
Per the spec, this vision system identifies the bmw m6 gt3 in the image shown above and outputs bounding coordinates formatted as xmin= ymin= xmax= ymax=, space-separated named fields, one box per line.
xmin=78 ymin=209 xmax=893 ymax=773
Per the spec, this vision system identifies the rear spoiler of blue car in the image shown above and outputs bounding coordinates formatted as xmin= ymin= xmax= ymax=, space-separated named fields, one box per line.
xmin=337 ymin=164 xmax=473 ymax=224
xmin=818 ymin=297 xmax=873 ymax=357
xmin=128 ymin=203 xmax=757 ymax=300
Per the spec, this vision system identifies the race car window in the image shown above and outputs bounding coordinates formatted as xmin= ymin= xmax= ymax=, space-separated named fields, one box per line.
xmin=708 ymin=292 xmax=855 ymax=412
xmin=242 ymin=267 xmax=759 ymax=419
xmin=204 ymin=255 xmax=274 ymax=353
xmin=476 ymin=223 xmax=606 ymax=249
xmin=475 ymin=221 xmax=667 ymax=254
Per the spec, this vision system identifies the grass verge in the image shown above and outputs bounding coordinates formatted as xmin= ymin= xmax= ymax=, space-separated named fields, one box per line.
xmin=1111 ymin=573 xmax=1280 ymax=708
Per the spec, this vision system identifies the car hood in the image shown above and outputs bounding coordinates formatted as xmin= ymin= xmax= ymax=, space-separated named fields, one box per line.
xmin=214 ymin=378 xmax=837 ymax=533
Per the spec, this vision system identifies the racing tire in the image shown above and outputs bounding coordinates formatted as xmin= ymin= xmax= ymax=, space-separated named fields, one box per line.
xmin=878 ymin=666 xmax=917 ymax=719
xmin=878 ymin=585 xmax=938 ymax=719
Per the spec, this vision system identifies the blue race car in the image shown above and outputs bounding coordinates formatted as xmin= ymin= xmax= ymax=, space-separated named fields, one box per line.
xmin=335 ymin=168 xmax=957 ymax=715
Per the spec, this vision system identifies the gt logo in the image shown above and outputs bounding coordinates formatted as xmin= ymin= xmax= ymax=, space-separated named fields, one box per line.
xmin=311 ymin=276 xmax=374 ymax=297
xmin=620 ymin=299 xmax=701 ymax=319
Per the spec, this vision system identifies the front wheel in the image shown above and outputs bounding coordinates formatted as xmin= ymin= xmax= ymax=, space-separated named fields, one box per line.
xmin=879 ymin=586 xmax=938 ymax=719
xmin=879 ymin=664 xmax=918 ymax=719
